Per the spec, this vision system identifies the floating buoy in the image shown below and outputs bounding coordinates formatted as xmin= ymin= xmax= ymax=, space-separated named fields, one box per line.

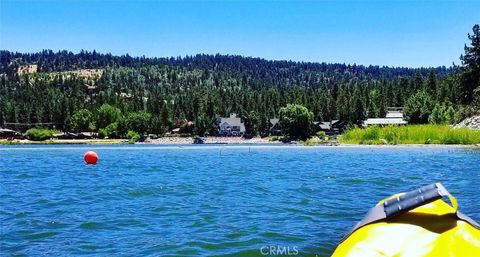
xmin=84 ymin=151 xmax=98 ymax=165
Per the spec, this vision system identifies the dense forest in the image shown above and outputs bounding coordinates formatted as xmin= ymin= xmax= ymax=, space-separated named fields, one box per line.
xmin=0 ymin=25 xmax=479 ymax=138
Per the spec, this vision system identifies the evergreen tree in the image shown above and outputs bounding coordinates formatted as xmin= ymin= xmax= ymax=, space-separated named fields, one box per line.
xmin=459 ymin=24 xmax=480 ymax=103
xmin=426 ymin=69 xmax=437 ymax=95
xmin=404 ymin=91 xmax=436 ymax=124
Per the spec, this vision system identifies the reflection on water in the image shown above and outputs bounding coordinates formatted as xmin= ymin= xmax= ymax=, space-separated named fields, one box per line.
xmin=1 ymin=145 xmax=479 ymax=256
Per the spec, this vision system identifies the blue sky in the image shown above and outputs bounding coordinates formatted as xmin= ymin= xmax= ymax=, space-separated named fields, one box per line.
xmin=1 ymin=0 xmax=479 ymax=67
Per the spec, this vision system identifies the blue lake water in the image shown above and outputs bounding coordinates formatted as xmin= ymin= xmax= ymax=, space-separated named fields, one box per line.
xmin=1 ymin=145 xmax=479 ymax=256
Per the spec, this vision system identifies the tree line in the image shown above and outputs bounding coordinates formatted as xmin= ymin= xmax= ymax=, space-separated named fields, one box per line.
xmin=0 ymin=25 xmax=478 ymax=138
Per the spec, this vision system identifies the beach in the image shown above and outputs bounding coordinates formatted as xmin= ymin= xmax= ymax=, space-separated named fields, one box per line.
xmin=140 ymin=136 xmax=281 ymax=145
xmin=0 ymin=137 xmax=281 ymax=145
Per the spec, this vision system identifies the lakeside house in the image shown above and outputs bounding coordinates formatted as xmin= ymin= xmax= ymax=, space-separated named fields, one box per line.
xmin=170 ymin=119 xmax=194 ymax=135
xmin=52 ymin=132 xmax=94 ymax=140
xmin=217 ymin=113 xmax=245 ymax=136
xmin=314 ymin=120 xmax=347 ymax=135
xmin=363 ymin=107 xmax=408 ymax=127
xmin=0 ymin=128 xmax=24 ymax=139
xmin=269 ymin=118 xmax=282 ymax=136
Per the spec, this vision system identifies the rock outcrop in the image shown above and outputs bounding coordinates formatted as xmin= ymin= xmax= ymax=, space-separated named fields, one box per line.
xmin=453 ymin=115 xmax=480 ymax=130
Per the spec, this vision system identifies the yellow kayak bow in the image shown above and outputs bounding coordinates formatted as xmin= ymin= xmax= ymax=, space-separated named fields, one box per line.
xmin=332 ymin=183 xmax=480 ymax=257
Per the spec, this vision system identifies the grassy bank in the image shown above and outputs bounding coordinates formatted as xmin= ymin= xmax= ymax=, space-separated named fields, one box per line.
xmin=340 ymin=125 xmax=480 ymax=145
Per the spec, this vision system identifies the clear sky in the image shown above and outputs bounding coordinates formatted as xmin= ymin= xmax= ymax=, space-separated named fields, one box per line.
xmin=1 ymin=0 xmax=479 ymax=67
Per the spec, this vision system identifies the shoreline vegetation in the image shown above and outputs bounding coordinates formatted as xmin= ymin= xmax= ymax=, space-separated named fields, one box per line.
xmin=2 ymin=125 xmax=480 ymax=146
xmin=340 ymin=125 xmax=480 ymax=145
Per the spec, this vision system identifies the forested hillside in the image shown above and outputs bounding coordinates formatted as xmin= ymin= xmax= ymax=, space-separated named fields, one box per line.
xmin=1 ymin=25 xmax=478 ymax=137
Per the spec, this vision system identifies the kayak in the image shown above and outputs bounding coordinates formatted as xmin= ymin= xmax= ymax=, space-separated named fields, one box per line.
xmin=332 ymin=183 xmax=480 ymax=257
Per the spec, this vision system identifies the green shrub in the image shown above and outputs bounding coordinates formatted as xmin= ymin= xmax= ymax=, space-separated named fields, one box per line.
xmin=268 ymin=136 xmax=280 ymax=142
xmin=26 ymin=128 xmax=57 ymax=141
xmin=127 ymin=130 xmax=140 ymax=144
xmin=300 ymin=137 xmax=321 ymax=146
xmin=98 ymin=128 xmax=107 ymax=139
xmin=316 ymin=131 xmax=327 ymax=139
xmin=105 ymin=122 xmax=119 ymax=138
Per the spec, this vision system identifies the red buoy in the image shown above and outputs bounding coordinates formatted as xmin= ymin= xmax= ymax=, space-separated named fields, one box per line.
xmin=84 ymin=151 xmax=98 ymax=165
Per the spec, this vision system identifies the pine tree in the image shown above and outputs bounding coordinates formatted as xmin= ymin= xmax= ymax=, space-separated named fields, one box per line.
xmin=426 ymin=69 xmax=437 ymax=95
xmin=460 ymin=24 xmax=480 ymax=103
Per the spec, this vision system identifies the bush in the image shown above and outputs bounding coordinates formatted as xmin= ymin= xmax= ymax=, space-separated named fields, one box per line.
xmin=105 ymin=122 xmax=119 ymax=138
xmin=316 ymin=131 xmax=327 ymax=139
xmin=98 ymin=128 xmax=107 ymax=139
xmin=127 ymin=130 xmax=140 ymax=144
xmin=301 ymin=137 xmax=321 ymax=146
xmin=268 ymin=136 xmax=280 ymax=141
xmin=26 ymin=128 xmax=56 ymax=141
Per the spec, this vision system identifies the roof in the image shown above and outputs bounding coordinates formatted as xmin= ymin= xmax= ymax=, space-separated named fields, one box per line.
xmin=363 ymin=118 xmax=407 ymax=126
xmin=269 ymin=118 xmax=279 ymax=125
xmin=317 ymin=120 xmax=341 ymax=130
xmin=0 ymin=128 xmax=18 ymax=133
xmin=0 ymin=128 xmax=22 ymax=135
xmin=387 ymin=107 xmax=404 ymax=112
xmin=83 ymin=84 xmax=97 ymax=90
xmin=386 ymin=111 xmax=404 ymax=118
xmin=220 ymin=114 xmax=243 ymax=127
xmin=319 ymin=123 xmax=331 ymax=130
xmin=219 ymin=120 xmax=245 ymax=129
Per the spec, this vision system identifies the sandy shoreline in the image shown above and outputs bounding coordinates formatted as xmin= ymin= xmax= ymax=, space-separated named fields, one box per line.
xmin=0 ymin=137 xmax=279 ymax=145
xmin=0 ymin=139 xmax=125 ymax=145
xmin=139 ymin=136 xmax=281 ymax=145
xmin=1 ymin=137 xmax=479 ymax=148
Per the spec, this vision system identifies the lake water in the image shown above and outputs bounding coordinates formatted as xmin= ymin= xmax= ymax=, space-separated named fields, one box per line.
xmin=1 ymin=145 xmax=479 ymax=256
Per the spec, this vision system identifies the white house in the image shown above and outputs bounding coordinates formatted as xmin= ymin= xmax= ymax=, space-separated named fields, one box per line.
xmin=218 ymin=113 xmax=245 ymax=136
xmin=363 ymin=107 xmax=408 ymax=127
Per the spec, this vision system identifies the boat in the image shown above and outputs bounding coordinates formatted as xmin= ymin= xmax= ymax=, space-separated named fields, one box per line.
xmin=332 ymin=183 xmax=480 ymax=257
xmin=193 ymin=136 xmax=205 ymax=144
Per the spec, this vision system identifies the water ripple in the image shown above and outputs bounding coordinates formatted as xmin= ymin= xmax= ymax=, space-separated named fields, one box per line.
xmin=1 ymin=145 xmax=479 ymax=256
